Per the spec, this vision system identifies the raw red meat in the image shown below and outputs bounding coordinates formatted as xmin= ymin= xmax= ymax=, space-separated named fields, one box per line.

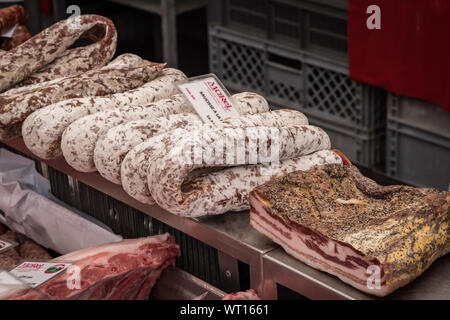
xmin=4 ymin=234 xmax=179 ymax=300
xmin=222 ymin=289 xmax=261 ymax=300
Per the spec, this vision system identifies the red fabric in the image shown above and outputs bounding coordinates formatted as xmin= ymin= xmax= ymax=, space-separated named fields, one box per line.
xmin=348 ymin=0 xmax=450 ymax=112
xmin=40 ymin=0 xmax=52 ymax=17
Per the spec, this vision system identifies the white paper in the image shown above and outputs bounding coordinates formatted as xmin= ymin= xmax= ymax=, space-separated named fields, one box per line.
xmin=178 ymin=74 xmax=240 ymax=123
xmin=0 ymin=148 xmax=122 ymax=254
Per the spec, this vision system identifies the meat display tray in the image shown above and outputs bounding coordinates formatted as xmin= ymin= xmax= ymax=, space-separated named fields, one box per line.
xmin=1 ymin=137 xmax=449 ymax=300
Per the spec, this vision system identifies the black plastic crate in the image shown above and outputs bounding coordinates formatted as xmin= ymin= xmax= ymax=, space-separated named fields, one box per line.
xmin=209 ymin=25 xmax=386 ymax=168
xmin=386 ymin=94 xmax=450 ymax=190
xmin=208 ymin=0 xmax=348 ymax=64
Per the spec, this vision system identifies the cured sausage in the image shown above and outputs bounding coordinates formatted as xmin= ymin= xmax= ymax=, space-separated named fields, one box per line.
xmin=5 ymin=53 xmax=140 ymax=96
xmin=61 ymin=94 xmax=191 ymax=172
xmin=0 ymin=14 xmax=117 ymax=92
xmin=97 ymin=109 xmax=307 ymax=184
xmin=142 ymin=125 xmax=331 ymax=215
xmin=0 ymin=54 xmax=165 ymax=128
xmin=61 ymin=92 xmax=269 ymax=172
xmin=120 ymin=110 xmax=311 ymax=204
xmin=95 ymin=113 xmax=202 ymax=183
xmin=16 ymin=17 xmax=118 ymax=87
xmin=22 ymin=68 xmax=186 ymax=159
xmin=159 ymin=150 xmax=343 ymax=216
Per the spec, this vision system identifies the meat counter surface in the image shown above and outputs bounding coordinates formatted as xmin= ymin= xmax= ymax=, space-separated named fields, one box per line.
xmin=1 ymin=137 xmax=449 ymax=300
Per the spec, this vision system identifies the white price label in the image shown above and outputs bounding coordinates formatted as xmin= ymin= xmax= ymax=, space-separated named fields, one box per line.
xmin=177 ymin=74 xmax=240 ymax=123
xmin=9 ymin=262 xmax=71 ymax=288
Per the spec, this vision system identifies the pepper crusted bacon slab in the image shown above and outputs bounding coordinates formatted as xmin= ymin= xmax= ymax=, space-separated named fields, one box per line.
xmin=61 ymin=92 xmax=270 ymax=172
xmin=249 ymin=163 xmax=450 ymax=296
xmin=95 ymin=108 xmax=305 ymax=184
xmin=121 ymin=118 xmax=322 ymax=206
xmin=0 ymin=54 xmax=165 ymax=129
xmin=0 ymin=14 xmax=117 ymax=91
xmin=22 ymin=68 xmax=187 ymax=159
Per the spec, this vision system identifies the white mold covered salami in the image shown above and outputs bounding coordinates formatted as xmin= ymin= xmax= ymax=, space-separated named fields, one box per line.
xmin=145 ymin=126 xmax=332 ymax=216
xmin=22 ymin=68 xmax=187 ymax=159
xmin=61 ymin=94 xmax=191 ymax=172
xmin=120 ymin=110 xmax=310 ymax=204
xmin=5 ymin=53 xmax=141 ymax=96
xmin=0 ymin=54 xmax=165 ymax=128
xmin=15 ymin=18 xmax=117 ymax=87
xmin=0 ymin=14 xmax=117 ymax=91
xmin=95 ymin=113 xmax=203 ymax=183
xmin=98 ymin=109 xmax=307 ymax=184
xmin=61 ymin=92 xmax=269 ymax=173
xmin=151 ymin=150 xmax=343 ymax=217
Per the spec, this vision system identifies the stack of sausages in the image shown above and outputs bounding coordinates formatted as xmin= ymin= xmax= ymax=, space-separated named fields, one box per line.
xmin=1 ymin=10 xmax=342 ymax=218
xmin=24 ymin=84 xmax=341 ymax=217
xmin=0 ymin=12 xmax=172 ymax=139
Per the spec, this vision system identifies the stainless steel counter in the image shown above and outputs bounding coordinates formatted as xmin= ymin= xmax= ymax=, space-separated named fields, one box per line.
xmin=262 ymin=248 xmax=450 ymax=300
xmin=2 ymin=137 xmax=449 ymax=300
